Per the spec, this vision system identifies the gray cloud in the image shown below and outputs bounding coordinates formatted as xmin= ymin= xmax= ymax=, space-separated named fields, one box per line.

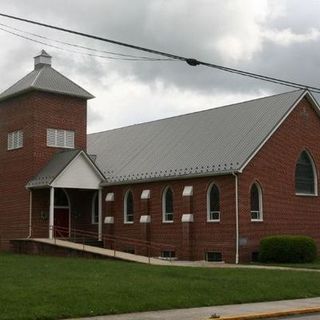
xmin=0 ymin=0 xmax=320 ymax=131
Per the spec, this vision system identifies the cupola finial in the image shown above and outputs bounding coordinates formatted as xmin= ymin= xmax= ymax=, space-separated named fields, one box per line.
xmin=34 ymin=50 xmax=52 ymax=69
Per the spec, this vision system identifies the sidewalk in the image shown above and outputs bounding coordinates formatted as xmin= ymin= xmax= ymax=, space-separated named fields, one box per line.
xmin=68 ymin=297 xmax=320 ymax=320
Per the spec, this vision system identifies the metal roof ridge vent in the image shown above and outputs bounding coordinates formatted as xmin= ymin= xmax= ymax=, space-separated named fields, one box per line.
xmin=34 ymin=49 xmax=52 ymax=69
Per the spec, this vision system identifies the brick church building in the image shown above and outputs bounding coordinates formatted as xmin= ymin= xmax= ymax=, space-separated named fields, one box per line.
xmin=1 ymin=50 xmax=320 ymax=263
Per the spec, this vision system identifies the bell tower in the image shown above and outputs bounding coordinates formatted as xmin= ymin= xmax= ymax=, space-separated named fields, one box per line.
xmin=0 ymin=50 xmax=94 ymax=245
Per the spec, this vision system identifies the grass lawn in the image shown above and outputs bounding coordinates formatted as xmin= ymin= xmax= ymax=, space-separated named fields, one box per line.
xmin=252 ymin=258 xmax=320 ymax=270
xmin=1 ymin=253 xmax=320 ymax=320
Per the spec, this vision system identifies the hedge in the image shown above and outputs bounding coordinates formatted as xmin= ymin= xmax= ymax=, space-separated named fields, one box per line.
xmin=259 ymin=235 xmax=317 ymax=263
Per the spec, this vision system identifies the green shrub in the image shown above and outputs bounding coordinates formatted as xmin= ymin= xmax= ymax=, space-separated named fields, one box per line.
xmin=259 ymin=235 xmax=317 ymax=263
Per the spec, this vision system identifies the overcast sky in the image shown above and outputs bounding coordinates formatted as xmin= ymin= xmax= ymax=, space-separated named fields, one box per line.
xmin=0 ymin=0 xmax=319 ymax=133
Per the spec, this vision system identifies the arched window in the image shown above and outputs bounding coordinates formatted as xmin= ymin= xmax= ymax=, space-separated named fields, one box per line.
xmin=91 ymin=192 xmax=99 ymax=224
xmin=250 ymin=183 xmax=263 ymax=221
xmin=54 ymin=188 xmax=69 ymax=208
xmin=295 ymin=151 xmax=317 ymax=195
xmin=207 ymin=184 xmax=220 ymax=222
xmin=124 ymin=191 xmax=134 ymax=223
xmin=162 ymin=187 xmax=173 ymax=222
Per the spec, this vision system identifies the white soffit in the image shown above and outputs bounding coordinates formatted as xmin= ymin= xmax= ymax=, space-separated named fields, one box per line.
xmin=52 ymin=153 xmax=103 ymax=189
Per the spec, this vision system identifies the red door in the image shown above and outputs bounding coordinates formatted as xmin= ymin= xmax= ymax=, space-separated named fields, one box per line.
xmin=54 ymin=208 xmax=69 ymax=237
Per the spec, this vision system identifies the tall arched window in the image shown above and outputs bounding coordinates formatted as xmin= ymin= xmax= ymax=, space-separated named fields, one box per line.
xmin=250 ymin=183 xmax=263 ymax=221
xmin=295 ymin=151 xmax=317 ymax=195
xmin=162 ymin=187 xmax=173 ymax=222
xmin=207 ymin=184 xmax=220 ymax=222
xmin=124 ymin=191 xmax=134 ymax=223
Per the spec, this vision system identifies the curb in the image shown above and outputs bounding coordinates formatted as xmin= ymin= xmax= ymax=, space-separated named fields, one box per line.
xmin=209 ymin=306 xmax=320 ymax=320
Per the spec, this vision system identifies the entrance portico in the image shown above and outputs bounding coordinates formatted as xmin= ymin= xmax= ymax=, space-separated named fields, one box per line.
xmin=26 ymin=150 xmax=105 ymax=240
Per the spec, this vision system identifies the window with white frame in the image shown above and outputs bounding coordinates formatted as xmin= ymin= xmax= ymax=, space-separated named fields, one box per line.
xmin=162 ymin=187 xmax=174 ymax=222
xmin=207 ymin=184 xmax=220 ymax=222
xmin=124 ymin=190 xmax=134 ymax=223
xmin=47 ymin=128 xmax=75 ymax=148
xmin=295 ymin=151 xmax=317 ymax=195
xmin=91 ymin=192 xmax=99 ymax=224
xmin=250 ymin=182 xmax=263 ymax=221
xmin=7 ymin=130 xmax=23 ymax=150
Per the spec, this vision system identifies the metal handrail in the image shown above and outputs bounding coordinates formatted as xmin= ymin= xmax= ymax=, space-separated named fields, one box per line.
xmin=2 ymin=224 xmax=177 ymax=262
xmin=56 ymin=225 xmax=176 ymax=250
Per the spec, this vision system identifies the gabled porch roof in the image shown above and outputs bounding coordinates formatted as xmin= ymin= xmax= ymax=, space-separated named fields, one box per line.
xmin=26 ymin=149 xmax=105 ymax=189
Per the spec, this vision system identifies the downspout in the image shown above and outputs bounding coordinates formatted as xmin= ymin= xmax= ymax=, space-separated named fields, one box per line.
xmin=98 ymin=188 xmax=102 ymax=241
xmin=232 ymin=172 xmax=239 ymax=264
xmin=27 ymin=190 xmax=32 ymax=238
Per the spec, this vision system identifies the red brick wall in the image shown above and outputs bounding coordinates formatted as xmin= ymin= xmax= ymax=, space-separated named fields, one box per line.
xmin=238 ymin=97 xmax=320 ymax=262
xmin=103 ymin=174 xmax=236 ymax=262
xmin=0 ymin=91 xmax=87 ymax=249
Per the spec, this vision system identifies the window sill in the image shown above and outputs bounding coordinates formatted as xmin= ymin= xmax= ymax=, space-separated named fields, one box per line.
xmin=207 ymin=220 xmax=220 ymax=223
xmin=124 ymin=221 xmax=134 ymax=224
xmin=162 ymin=220 xmax=174 ymax=224
xmin=251 ymin=219 xmax=263 ymax=223
xmin=7 ymin=146 xmax=23 ymax=151
xmin=295 ymin=193 xmax=317 ymax=197
xmin=47 ymin=145 xmax=75 ymax=149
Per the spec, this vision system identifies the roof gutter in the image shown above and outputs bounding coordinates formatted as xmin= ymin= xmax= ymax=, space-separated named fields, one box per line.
xmin=100 ymin=169 xmax=240 ymax=186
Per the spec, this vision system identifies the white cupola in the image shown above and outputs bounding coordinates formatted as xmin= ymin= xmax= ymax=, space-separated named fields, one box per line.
xmin=34 ymin=49 xmax=52 ymax=69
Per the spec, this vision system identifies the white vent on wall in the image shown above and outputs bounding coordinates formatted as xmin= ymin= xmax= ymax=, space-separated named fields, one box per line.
xmin=8 ymin=130 xmax=23 ymax=150
xmin=47 ymin=128 xmax=75 ymax=148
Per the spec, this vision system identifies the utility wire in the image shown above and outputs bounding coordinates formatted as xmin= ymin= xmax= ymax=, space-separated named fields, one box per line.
xmin=1 ymin=12 xmax=320 ymax=93
xmin=0 ymin=22 xmax=173 ymax=61
xmin=0 ymin=26 xmax=155 ymax=61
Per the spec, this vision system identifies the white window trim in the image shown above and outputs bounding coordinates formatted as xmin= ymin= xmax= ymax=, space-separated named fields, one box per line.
xmin=47 ymin=128 xmax=75 ymax=149
xmin=7 ymin=130 xmax=23 ymax=150
xmin=295 ymin=193 xmax=318 ymax=197
xmin=91 ymin=192 xmax=99 ymax=225
xmin=250 ymin=183 xmax=263 ymax=222
xmin=124 ymin=190 xmax=134 ymax=224
xmin=207 ymin=183 xmax=220 ymax=222
xmin=295 ymin=150 xmax=318 ymax=197
xmin=162 ymin=186 xmax=174 ymax=223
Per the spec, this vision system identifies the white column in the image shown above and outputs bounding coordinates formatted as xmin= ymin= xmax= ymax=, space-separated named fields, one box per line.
xmin=49 ymin=187 xmax=55 ymax=239
xmin=98 ymin=188 xmax=102 ymax=241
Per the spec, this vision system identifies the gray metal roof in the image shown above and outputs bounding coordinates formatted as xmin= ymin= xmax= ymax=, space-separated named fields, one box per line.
xmin=26 ymin=149 xmax=81 ymax=188
xmin=0 ymin=64 xmax=94 ymax=101
xmin=87 ymin=90 xmax=309 ymax=184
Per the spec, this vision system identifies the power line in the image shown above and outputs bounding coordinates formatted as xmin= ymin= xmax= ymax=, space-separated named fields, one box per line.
xmin=0 ymin=22 xmax=174 ymax=61
xmin=1 ymin=12 xmax=320 ymax=93
xmin=0 ymin=26 xmax=152 ymax=61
